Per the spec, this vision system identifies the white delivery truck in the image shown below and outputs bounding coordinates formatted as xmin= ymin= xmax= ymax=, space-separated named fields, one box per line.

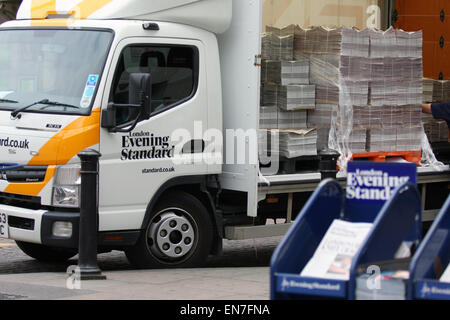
xmin=0 ymin=0 xmax=448 ymax=268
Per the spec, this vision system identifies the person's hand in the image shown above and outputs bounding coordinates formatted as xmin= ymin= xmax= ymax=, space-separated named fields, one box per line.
xmin=422 ymin=103 xmax=432 ymax=114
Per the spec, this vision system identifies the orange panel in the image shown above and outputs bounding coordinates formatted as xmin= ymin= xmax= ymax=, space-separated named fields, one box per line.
xmin=395 ymin=0 xmax=443 ymax=16
xmin=395 ymin=0 xmax=450 ymax=80
xmin=423 ymin=41 xmax=436 ymax=79
xmin=438 ymin=43 xmax=450 ymax=79
xmin=395 ymin=15 xmax=440 ymax=41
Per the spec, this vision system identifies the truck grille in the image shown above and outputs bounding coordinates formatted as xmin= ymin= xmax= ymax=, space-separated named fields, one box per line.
xmin=0 ymin=192 xmax=42 ymax=210
xmin=0 ymin=166 xmax=47 ymax=183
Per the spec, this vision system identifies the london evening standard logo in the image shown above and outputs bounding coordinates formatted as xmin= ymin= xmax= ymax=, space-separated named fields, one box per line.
xmin=280 ymin=276 xmax=342 ymax=292
xmin=121 ymin=131 xmax=175 ymax=161
xmin=420 ymin=282 xmax=450 ymax=298
xmin=346 ymin=168 xmax=411 ymax=201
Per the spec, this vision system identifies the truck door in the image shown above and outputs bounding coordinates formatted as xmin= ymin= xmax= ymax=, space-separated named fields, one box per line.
xmin=98 ymin=37 xmax=209 ymax=232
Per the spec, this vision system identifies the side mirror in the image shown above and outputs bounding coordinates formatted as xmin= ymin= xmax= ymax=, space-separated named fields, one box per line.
xmin=129 ymin=73 xmax=152 ymax=121
xmin=101 ymin=73 xmax=152 ymax=131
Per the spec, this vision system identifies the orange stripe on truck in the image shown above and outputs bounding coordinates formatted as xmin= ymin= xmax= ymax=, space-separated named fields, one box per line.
xmin=4 ymin=109 xmax=100 ymax=196
xmin=29 ymin=0 xmax=114 ymax=22
xmin=4 ymin=166 xmax=56 ymax=196
xmin=30 ymin=0 xmax=56 ymax=19
xmin=29 ymin=109 xmax=101 ymax=166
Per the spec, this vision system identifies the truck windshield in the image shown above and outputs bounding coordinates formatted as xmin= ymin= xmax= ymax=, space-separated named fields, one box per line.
xmin=0 ymin=29 xmax=113 ymax=115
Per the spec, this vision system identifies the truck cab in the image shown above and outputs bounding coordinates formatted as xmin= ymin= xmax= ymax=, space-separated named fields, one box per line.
xmin=0 ymin=0 xmax=234 ymax=268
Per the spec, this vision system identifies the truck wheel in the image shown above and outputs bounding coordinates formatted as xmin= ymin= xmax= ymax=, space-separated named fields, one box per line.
xmin=125 ymin=191 xmax=214 ymax=269
xmin=16 ymin=241 xmax=77 ymax=263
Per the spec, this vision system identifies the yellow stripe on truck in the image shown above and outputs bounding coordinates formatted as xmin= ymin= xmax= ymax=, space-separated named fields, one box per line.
xmin=29 ymin=0 xmax=114 ymax=21
xmin=4 ymin=108 xmax=100 ymax=197
xmin=30 ymin=0 xmax=56 ymax=19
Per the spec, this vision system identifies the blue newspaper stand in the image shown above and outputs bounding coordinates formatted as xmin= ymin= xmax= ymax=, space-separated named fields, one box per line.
xmin=347 ymin=182 xmax=422 ymax=300
xmin=408 ymin=195 xmax=450 ymax=300
xmin=270 ymin=162 xmax=421 ymax=300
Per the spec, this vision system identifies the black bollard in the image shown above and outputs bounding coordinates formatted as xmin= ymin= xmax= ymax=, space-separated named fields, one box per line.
xmin=76 ymin=149 xmax=106 ymax=280
xmin=318 ymin=148 xmax=340 ymax=180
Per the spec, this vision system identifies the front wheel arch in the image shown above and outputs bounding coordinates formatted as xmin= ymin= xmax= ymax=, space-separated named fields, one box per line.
xmin=140 ymin=176 xmax=221 ymax=253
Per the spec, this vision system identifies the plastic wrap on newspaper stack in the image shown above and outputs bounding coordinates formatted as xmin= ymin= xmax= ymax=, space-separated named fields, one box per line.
xmin=307 ymin=104 xmax=338 ymax=151
xmin=295 ymin=26 xmax=441 ymax=170
xmin=296 ymin=26 xmax=370 ymax=168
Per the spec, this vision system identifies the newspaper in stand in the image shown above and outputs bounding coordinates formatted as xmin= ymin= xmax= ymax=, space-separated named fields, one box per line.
xmin=441 ymin=263 xmax=450 ymax=283
xmin=300 ymin=219 xmax=373 ymax=280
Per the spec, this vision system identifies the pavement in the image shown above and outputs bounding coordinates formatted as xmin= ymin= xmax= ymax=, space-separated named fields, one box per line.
xmin=0 ymin=267 xmax=271 ymax=300
xmin=0 ymin=237 xmax=283 ymax=300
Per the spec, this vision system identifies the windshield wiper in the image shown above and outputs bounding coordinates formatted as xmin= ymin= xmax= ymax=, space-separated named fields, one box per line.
xmin=0 ymin=98 xmax=18 ymax=104
xmin=10 ymin=99 xmax=80 ymax=118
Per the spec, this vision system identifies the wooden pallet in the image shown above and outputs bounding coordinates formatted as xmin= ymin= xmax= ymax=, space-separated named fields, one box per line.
xmin=350 ymin=150 xmax=422 ymax=166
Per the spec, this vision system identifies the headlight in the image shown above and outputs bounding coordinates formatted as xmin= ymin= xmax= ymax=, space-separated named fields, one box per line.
xmin=52 ymin=164 xmax=81 ymax=208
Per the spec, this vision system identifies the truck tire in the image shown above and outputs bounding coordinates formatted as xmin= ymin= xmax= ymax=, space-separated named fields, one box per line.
xmin=125 ymin=191 xmax=214 ymax=269
xmin=16 ymin=241 xmax=77 ymax=263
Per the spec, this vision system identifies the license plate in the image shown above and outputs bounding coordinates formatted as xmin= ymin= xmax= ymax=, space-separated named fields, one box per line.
xmin=0 ymin=213 xmax=8 ymax=239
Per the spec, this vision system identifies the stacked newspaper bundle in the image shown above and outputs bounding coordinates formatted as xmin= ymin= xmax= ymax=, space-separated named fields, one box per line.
xmin=367 ymin=128 xmax=397 ymax=152
xmin=422 ymin=78 xmax=434 ymax=103
xmin=422 ymin=79 xmax=450 ymax=143
xmin=370 ymin=79 xmax=422 ymax=106
xmin=347 ymin=128 xmax=367 ymax=153
xmin=353 ymin=106 xmax=376 ymax=128
xmin=369 ymin=30 xmax=423 ymax=106
xmin=366 ymin=28 xmax=423 ymax=153
xmin=259 ymin=105 xmax=307 ymax=129
xmin=307 ymin=104 xmax=337 ymax=128
xmin=432 ymin=80 xmax=450 ymax=102
xmin=278 ymin=108 xmax=307 ymax=129
xmin=262 ymin=83 xmax=315 ymax=111
xmin=370 ymin=27 xmax=422 ymax=59
xmin=424 ymin=120 xmax=449 ymax=142
xmin=298 ymin=27 xmax=370 ymax=106
xmin=367 ymin=127 xmax=422 ymax=152
xmin=261 ymin=60 xmax=310 ymax=86
xmin=295 ymin=26 xmax=370 ymax=57
xmin=266 ymin=24 xmax=296 ymax=37
xmin=261 ymin=32 xmax=294 ymax=61
xmin=278 ymin=129 xmax=318 ymax=158
xmin=380 ymin=105 xmax=422 ymax=128
xmin=259 ymin=105 xmax=278 ymax=129
xmin=397 ymin=126 xmax=423 ymax=151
